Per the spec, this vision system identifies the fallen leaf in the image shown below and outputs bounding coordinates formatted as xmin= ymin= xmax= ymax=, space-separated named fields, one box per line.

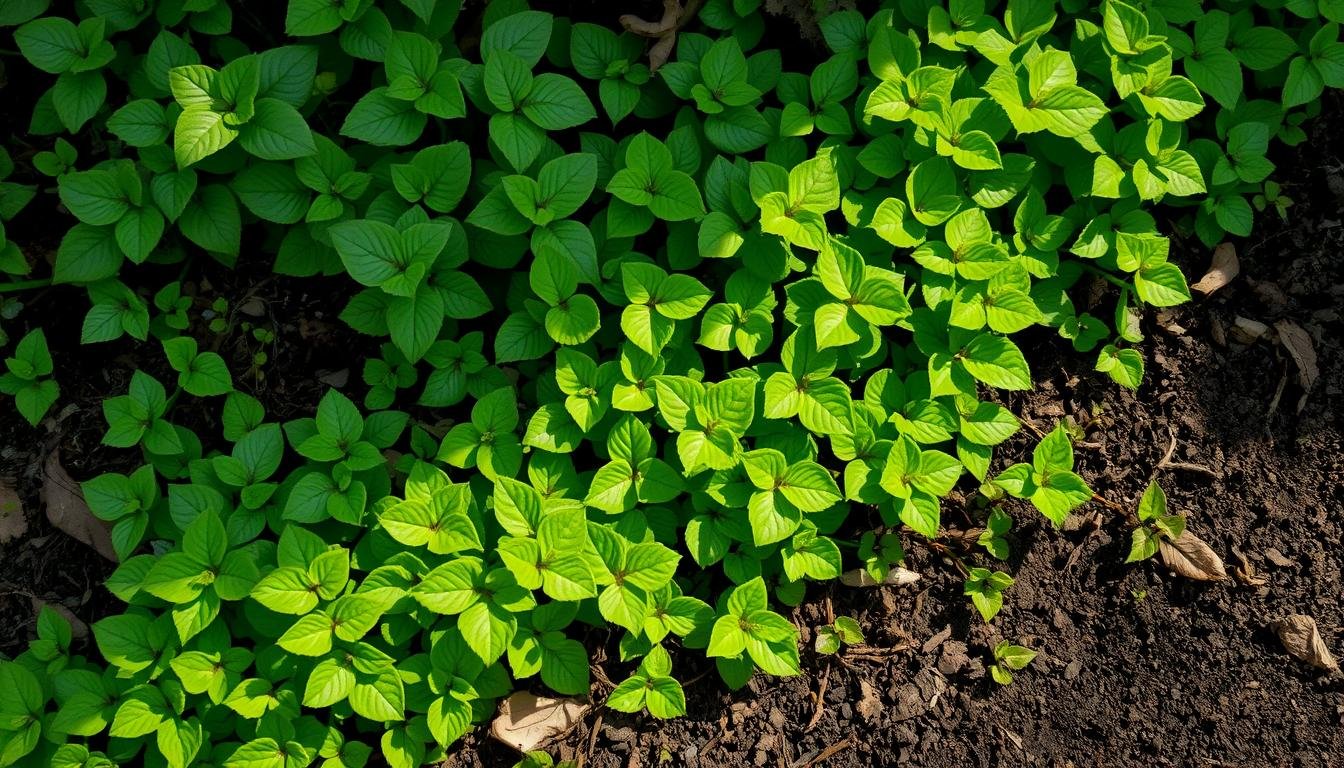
xmin=42 ymin=450 xmax=117 ymax=562
xmin=1230 ymin=316 xmax=1269 ymax=343
xmin=318 ymin=368 xmax=350 ymax=388
xmin=1158 ymin=530 xmax=1226 ymax=581
xmin=238 ymin=297 xmax=267 ymax=317
xmin=855 ymin=680 xmax=882 ymax=722
xmin=1274 ymin=320 xmax=1318 ymax=413
xmin=1191 ymin=242 xmax=1239 ymax=295
xmin=0 ymin=478 xmax=26 ymax=544
xmin=1275 ymin=614 xmax=1338 ymax=671
xmin=31 ymin=598 xmax=89 ymax=640
xmin=839 ymin=567 xmax=921 ymax=587
xmin=490 ymin=692 xmax=589 ymax=753
xmin=1264 ymin=548 xmax=1295 ymax=568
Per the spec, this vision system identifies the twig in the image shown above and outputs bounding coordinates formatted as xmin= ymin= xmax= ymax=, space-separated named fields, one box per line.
xmin=583 ymin=711 xmax=602 ymax=768
xmin=1149 ymin=427 xmax=1218 ymax=485
xmin=804 ymin=663 xmax=830 ymax=732
xmin=790 ymin=737 xmax=854 ymax=768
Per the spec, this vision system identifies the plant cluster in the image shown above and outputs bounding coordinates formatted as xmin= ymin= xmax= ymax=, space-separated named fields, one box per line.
xmin=0 ymin=0 xmax=1340 ymax=766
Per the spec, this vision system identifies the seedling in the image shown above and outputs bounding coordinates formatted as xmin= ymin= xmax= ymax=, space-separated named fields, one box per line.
xmin=1126 ymin=481 xmax=1186 ymax=563
xmin=0 ymin=328 xmax=58 ymax=425
xmin=965 ymin=568 xmax=1015 ymax=624
xmin=989 ymin=641 xmax=1038 ymax=685
xmin=815 ymin=616 xmax=864 ymax=655
xmin=977 ymin=508 xmax=1012 ymax=561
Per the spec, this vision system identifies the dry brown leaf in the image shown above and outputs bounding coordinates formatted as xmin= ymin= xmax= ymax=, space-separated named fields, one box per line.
xmin=1158 ymin=530 xmax=1226 ymax=581
xmin=0 ymin=479 xmax=27 ymax=544
xmin=1275 ymin=614 xmax=1338 ymax=671
xmin=490 ymin=692 xmax=589 ymax=753
xmin=1230 ymin=316 xmax=1269 ymax=343
xmin=839 ymin=567 xmax=921 ymax=587
xmin=317 ymin=368 xmax=350 ymax=388
xmin=42 ymin=450 xmax=117 ymax=562
xmin=1191 ymin=242 xmax=1240 ymax=295
xmin=855 ymin=680 xmax=883 ymax=722
xmin=1274 ymin=320 xmax=1318 ymax=413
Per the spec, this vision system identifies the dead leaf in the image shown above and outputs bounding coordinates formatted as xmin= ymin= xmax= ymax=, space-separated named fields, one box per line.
xmin=0 ymin=479 xmax=27 ymax=544
xmin=317 ymin=368 xmax=350 ymax=388
xmin=490 ymin=692 xmax=589 ymax=753
xmin=1230 ymin=547 xmax=1267 ymax=587
xmin=1274 ymin=320 xmax=1318 ymax=413
xmin=42 ymin=451 xmax=117 ymax=562
xmin=31 ymin=598 xmax=89 ymax=640
xmin=1275 ymin=614 xmax=1338 ymax=671
xmin=855 ymin=680 xmax=883 ymax=722
xmin=1158 ymin=530 xmax=1226 ymax=581
xmin=1191 ymin=243 xmax=1240 ymax=295
xmin=839 ymin=567 xmax=921 ymax=587
xmin=1230 ymin=316 xmax=1269 ymax=343
xmin=238 ymin=297 xmax=267 ymax=317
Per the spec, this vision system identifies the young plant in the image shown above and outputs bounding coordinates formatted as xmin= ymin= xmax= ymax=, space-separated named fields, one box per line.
xmin=814 ymin=616 xmax=864 ymax=655
xmin=989 ymin=640 xmax=1038 ymax=685
xmin=0 ymin=329 xmax=59 ymax=426
xmin=1126 ymin=480 xmax=1186 ymax=563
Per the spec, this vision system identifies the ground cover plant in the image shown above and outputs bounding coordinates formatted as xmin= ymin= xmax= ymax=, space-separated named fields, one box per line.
xmin=0 ymin=0 xmax=1340 ymax=765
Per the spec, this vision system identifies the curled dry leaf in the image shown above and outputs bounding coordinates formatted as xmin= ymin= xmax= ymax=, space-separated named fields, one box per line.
xmin=840 ymin=567 xmax=921 ymax=587
xmin=0 ymin=478 xmax=27 ymax=545
xmin=1158 ymin=530 xmax=1227 ymax=581
xmin=1274 ymin=614 xmax=1338 ymax=671
xmin=490 ymin=692 xmax=590 ymax=753
xmin=1273 ymin=320 xmax=1318 ymax=413
xmin=1191 ymin=242 xmax=1240 ymax=295
xmin=42 ymin=450 xmax=118 ymax=562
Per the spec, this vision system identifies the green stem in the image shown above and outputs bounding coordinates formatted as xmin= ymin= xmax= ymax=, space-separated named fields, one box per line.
xmin=164 ymin=386 xmax=183 ymax=415
xmin=1079 ymin=263 xmax=1131 ymax=292
xmin=0 ymin=48 xmax=22 ymax=57
xmin=0 ymin=278 xmax=52 ymax=294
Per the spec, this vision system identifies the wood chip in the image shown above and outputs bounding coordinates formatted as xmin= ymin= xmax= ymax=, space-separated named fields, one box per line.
xmin=41 ymin=450 xmax=117 ymax=562
xmin=1275 ymin=614 xmax=1338 ymax=671
xmin=921 ymin=625 xmax=953 ymax=654
xmin=0 ymin=479 xmax=26 ymax=544
xmin=1191 ymin=243 xmax=1239 ymax=295
xmin=1158 ymin=530 xmax=1226 ymax=581
xmin=1273 ymin=320 xmax=1318 ymax=413
xmin=489 ymin=692 xmax=589 ymax=753
xmin=839 ymin=567 xmax=920 ymax=587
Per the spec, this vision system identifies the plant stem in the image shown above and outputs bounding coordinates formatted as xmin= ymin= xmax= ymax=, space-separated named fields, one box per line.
xmin=0 ymin=278 xmax=52 ymax=294
xmin=1079 ymin=263 xmax=1131 ymax=292
xmin=165 ymin=386 xmax=183 ymax=415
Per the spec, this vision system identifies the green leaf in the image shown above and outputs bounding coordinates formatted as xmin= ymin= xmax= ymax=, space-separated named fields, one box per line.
xmin=960 ymin=333 xmax=1032 ymax=390
xmin=341 ymin=88 xmax=426 ymax=146
xmin=238 ymin=98 xmax=317 ymax=160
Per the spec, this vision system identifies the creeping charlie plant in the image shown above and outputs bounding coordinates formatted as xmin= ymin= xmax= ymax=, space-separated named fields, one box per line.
xmin=1 ymin=0 xmax=1340 ymax=765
